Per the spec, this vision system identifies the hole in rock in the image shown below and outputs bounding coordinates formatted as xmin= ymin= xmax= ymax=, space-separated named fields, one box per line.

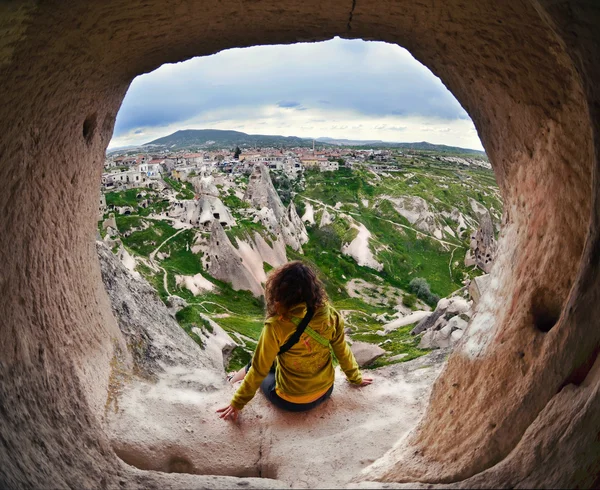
xmin=83 ymin=113 xmax=97 ymax=144
xmin=530 ymin=288 xmax=561 ymax=333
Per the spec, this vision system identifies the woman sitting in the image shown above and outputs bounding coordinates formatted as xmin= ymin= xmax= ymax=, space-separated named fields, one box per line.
xmin=217 ymin=261 xmax=372 ymax=421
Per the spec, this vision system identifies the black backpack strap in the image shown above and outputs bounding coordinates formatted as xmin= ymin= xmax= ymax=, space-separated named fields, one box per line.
xmin=278 ymin=306 xmax=315 ymax=355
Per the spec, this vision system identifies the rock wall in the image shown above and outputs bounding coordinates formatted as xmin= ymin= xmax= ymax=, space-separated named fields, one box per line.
xmin=97 ymin=242 xmax=225 ymax=374
xmin=465 ymin=202 xmax=498 ymax=273
xmin=0 ymin=0 xmax=599 ymax=488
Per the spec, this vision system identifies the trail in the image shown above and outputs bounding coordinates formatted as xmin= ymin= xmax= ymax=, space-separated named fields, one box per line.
xmin=145 ymin=228 xmax=233 ymax=315
xmin=149 ymin=227 xmax=188 ymax=261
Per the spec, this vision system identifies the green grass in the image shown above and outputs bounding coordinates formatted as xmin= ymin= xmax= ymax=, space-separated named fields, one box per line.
xmin=298 ymin=167 xmax=494 ymax=300
xmin=105 ymin=188 xmax=143 ymax=207
xmin=351 ymin=324 xmax=431 ymax=368
xmin=136 ymin=262 xmax=169 ymax=301
xmin=117 ymin=217 xmax=178 ymax=256
xmin=160 ymin=229 xmax=204 ymax=275
xmin=222 ymin=192 xmax=249 ymax=211
xmin=226 ymin=346 xmax=252 ymax=372
xmin=164 ymin=176 xmax=195 ymax=199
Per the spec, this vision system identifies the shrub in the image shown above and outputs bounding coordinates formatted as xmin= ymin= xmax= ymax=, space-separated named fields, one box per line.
xmin=408 ymin=277 xmax=440 ymax=306
xmin=402 ymin=293 xmax=417 ymax=308
xmin=295 ymin=200 xmax=306 ymax=218
xmin=312 ymin=225 xmax=342 ymax=251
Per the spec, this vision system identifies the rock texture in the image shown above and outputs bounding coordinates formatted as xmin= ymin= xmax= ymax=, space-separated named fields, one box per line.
xmin=98 ymin=242 xmax=228 ymax=373
xmin=244 ymin=164 xmax=286 ymax=220
xmin=190 ymin=170 xmax=219 ymax=197
xmin=106 ymin=351 xmax=446 ymax=488
xmin=244 ymin=165 xmax=307 ymax=251
xmin=412 ymin=297 xmax=471 ymax=350
xmin=1 ymin=1 xmax=600 ymax=488
xmin=168 ymin=196 xmax=235 ymax=228
xmin=203 ymin=221 xmax=265 ymax=297
xmin=464 ymin=199 xmax=498 ymax=273
xmin=350 ymin=340 xmax=387 ymax=367
xmin=384 ymin=195 xmax=443 ymax=237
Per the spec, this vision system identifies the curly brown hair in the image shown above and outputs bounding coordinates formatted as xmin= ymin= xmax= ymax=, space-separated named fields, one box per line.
xmin=265 ymin=261 xmax=328 ymax=317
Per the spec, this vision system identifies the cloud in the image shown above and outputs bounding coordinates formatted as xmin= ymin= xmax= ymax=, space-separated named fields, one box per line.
xmin=111 ymin=37 xmax=481 ymax=150
xmin=277 ymin=100 xmax=301 ymax=108
xmin=111 ymin=103 xmax=482 ymax=150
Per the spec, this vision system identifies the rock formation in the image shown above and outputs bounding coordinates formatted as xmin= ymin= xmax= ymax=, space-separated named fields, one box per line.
xmin=2 ymin=1 xmax=600 ymax=488
xmin=319 ymin=208 xmax=335 ymax=228
xmin=168 ymin=196 xmax=235 ymax=228
xmin=350 ymin=341 xmax=386 ymax=367
xmin=412 ymin=296 xmax=472 ymax=350
xmin=244 ymin=164 xmax=286 ymax=220
xmin=301 ymin=201 xmax=315 ymax=225
xmin=465 ymin=198 xmax=498 ymax=273
xmin=244 ymin=165 xmax=307 ymax=252
xmin=280 ymin=202 xmax=309 ymax=251
xmin=190 ymin=169 xmax=219 ymax=197
xmin=384 ymin=195 xmax=444 ymax=238
xmin=97 ymin=242 xmax=227 ymax=374
xmin=341 ymin=222 xmax=384 ymax=271
xmin=203 ymin=221 xmax=264 ymax=297
xmin=469 ymin=273 xmax=491 ymax=306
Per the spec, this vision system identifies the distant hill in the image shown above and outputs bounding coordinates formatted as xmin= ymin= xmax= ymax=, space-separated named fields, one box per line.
xmin=144 ymin=129 xmax=486 ymax=157
xmin=316 ymin=137 xmax=485 ymax=156
xmin=316 ymin=137 xmax=385 ymax=146
xmin=144 ymin=129 xmax=310 ymax=149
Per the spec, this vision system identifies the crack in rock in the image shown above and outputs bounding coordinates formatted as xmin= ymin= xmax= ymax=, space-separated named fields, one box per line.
xmin=347 ymin=0 xmax=357 ymax=30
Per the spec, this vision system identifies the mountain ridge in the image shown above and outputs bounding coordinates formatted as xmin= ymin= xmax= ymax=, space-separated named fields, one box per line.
xmin=143 ymin=129 xmax=486 ymax=156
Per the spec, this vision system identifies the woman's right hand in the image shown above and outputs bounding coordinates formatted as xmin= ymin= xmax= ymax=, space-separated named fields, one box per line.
xmin=356 ymin=377 xmax=373 ymax=386
xmin=216 ymin=404 xmax=240 ymax=422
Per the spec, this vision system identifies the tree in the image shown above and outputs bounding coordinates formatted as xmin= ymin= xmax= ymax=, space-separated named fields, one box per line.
xmin=408 ymin=277 xmax=440 ymax=306
xmin=234 ymin=146 xmax=241 ymax=160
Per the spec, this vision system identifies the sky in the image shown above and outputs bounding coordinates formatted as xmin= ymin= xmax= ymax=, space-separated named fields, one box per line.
xmin=109 ymin=37 xmax=483 ymax=151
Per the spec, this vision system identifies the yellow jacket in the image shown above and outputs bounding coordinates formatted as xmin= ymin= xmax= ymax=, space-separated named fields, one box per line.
xmin=230 ymin=302 xmax=362 ymax=410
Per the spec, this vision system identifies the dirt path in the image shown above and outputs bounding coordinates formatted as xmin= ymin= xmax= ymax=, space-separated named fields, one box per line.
xmin=149 ymin=227 xmax=188 ymax=261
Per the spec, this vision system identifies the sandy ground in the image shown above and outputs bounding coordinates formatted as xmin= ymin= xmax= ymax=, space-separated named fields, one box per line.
xmin=301 ymin=202 xmax=315 ymax=225
xmin=342 ymin=224 xmax=383 ymax=271
xmin=105 ymin=351 xmax=447 ymax=488
xmin=176 ymin=273 xmax=215 ymax=295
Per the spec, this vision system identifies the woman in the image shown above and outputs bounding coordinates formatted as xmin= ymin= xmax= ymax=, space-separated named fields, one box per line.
xmin=217 ymin=261 xmax=372 ymax=421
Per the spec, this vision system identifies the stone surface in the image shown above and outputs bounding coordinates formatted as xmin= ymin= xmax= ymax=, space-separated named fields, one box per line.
xmin=98 ymin=242 xmax=226 ymax=374
xmin=350 ymin=341 xmax=387 ymax=367
xmin=383 ymin=195 xmax=442 ymax=237
xmin=469 ymin=274 xmax=491 ymax=306
xmin=417 ymin=300 xmax=469 ymax=349
xmin=1 ymin=1 xmax=600 ymax=488
xmin=466 ymin=199 xmax=498 ymax=273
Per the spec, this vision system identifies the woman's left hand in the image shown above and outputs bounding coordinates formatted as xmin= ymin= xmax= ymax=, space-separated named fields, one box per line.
xmin=216 ymin=404 xmax=240 ymax=422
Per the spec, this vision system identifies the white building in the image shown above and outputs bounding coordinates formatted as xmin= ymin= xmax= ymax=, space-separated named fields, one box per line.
xmin=320 ymin=161 xmax=339 ymax=172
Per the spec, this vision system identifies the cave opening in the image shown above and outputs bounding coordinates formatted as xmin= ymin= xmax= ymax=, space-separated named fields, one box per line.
xmin=97 ymin=37 xmax=506 ymax=486
xmin=1 ymin=1 xmax=599 ymax=488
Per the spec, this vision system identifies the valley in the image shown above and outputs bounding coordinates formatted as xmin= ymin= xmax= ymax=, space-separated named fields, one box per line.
xmin=99 ymin=137 xmax=501 ymax=372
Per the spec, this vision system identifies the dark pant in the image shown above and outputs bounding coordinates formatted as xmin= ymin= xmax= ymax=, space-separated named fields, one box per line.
xmin=246 ymin=361 xmax=334 ymax=412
